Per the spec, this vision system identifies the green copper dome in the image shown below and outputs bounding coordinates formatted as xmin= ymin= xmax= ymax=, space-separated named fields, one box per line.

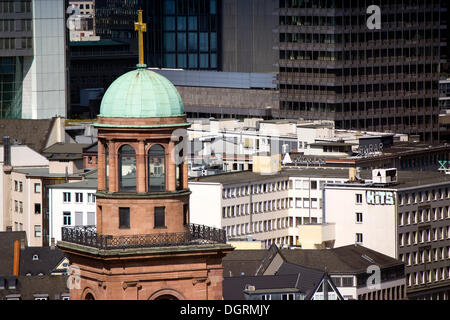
xmin=98 ymin=68 xmax=185 ymax=118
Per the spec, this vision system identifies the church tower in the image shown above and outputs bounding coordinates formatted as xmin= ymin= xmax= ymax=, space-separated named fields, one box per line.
xmin=58 ymin=11 xmax=233 ymax=300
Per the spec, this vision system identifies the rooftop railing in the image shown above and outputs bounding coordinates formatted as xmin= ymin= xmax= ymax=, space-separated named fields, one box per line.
xmin=61 ymin=224 xmax=227 ymax=250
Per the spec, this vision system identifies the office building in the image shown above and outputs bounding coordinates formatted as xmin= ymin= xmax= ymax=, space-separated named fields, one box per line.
xmin=0 ymin=0 xmax=67 ymax=119
xmin=277 ymin=1 xmax=446 ymax=142
xmin=324 ymin=168 xmax=450 ymax=299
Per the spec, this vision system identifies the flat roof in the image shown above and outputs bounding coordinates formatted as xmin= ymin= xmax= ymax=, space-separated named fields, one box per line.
xmin=189 ymin=168 xmax=371 ymax=185
xmin=13 ymin=168 xmax=84 ymax=179
xmin=190 ymin=167 xmax=450 ymax=189
xmin=47 ymin=179 xmax=97 ymax=189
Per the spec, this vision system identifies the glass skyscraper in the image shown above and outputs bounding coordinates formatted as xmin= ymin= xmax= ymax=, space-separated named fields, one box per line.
xmin=144 ymin=0 xmax=219 ymax=69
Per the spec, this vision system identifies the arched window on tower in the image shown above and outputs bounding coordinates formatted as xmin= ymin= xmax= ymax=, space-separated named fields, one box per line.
xmin=148 ymin=144 xmax=165 ymax=191
xmin=119 ymin=144 xmax=136 ymax=192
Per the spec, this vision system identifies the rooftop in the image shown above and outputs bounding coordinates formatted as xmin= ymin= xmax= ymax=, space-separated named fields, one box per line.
xmin=47 ymin=179 xmax=97 ymax=190
xmin=279 ymin=244 xmax=403 ymax=274
xmin=189 ymin=167 xmax=450 ymax=190
xmin=189 ymin=167 xmax=372 ymax=185
xmin=0 ymin=118 xmax=55 ymax=153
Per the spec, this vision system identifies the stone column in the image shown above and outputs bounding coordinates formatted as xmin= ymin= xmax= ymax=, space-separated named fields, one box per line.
xmin=183 ymin=157 xmax=188 ymax=190
xmin=137 ymin=140 xmax=146 ymax=193
xmin=109 ymin=140 xmax=117 ymax=192
xmin=97 ymin=139 xmax=105 ymax=191
xmin=167 ymin=141 xmax=176 ymax=191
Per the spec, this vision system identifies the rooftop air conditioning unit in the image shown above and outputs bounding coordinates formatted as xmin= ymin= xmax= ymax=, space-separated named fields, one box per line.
xmin=372 ymin=168 xmax=397 ymax=184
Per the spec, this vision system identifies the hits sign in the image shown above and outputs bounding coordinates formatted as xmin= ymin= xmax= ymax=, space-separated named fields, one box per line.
xmin=366 ymin=190 xmax=394 ymax=205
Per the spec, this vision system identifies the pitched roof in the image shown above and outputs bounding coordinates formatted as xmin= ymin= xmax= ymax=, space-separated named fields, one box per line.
xmin=280 ymin=244 xmax=402 ymax=274
xmin=42 ymin=143 xmax=90 ymax=161
xmin=223 ymin=274 xmax=300 ymax=300
xmin=0 ymin=232 xmax=27 ymax=276
xmin=19 ymin=247 xmax=66 ymax=276
xmin=222 ymin=249 xmax=267 ymax=277
xmin=0 ymin=118 xmax=55 ymax=153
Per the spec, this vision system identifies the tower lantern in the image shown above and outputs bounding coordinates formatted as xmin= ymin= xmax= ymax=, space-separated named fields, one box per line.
xmin=57 ymin=12 xmax=233 ymax=300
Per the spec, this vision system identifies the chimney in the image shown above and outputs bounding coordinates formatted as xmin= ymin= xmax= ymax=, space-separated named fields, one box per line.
xmin=50 ymin=238 xmax=55 ymax=250
xmin=3 ymin=136 xmax=11 ymax=166
xmin=13 ymin=240 xmax=20 ymax=276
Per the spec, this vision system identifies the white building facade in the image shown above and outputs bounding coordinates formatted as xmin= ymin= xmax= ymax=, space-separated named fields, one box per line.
xmin=189 ymin=168 xmax=350 ymax=248
xmin=48 ymin=180 xmax=97 ymax=243
xmin=325 ymin=170 xmax=450 ymax=300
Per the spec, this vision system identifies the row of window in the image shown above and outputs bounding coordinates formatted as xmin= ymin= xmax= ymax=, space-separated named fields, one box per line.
xmin=399 ymin=246 xmax=450 ymax=265
xmin=398 ymin=207 xmax=450 ymax=225
xmin=62 ymin=192 xmax=96 ymax=204
xmin=280 ymin=0 xmax=439 ymax=10
xmin=222 ymin=180 xmax=290 ymax=199
xmin=115 ymin=205 xmax=189 ymax=230
xmin=399 ymin=189 xmax=450 ymax=205
xmin=280 ymin=98 xmax=440 ymax=113
xmin=280 ymin=64 xmax=439 ymax=76
xmin=222 ymin=197 xmax=322 ymax=219
xmin=104 ymin=144 xmax=183 ymax=193
xmin=280 ymin=47 xmax=440 ymax=62
xmin=0 ymin=38 xmax=32 ymax=50
xmin=406 ymin=267 xmax=450 ymax=287
xmin=63 ymin=211 xmax=96 ymax=227
xmin=357 ymin=285 xmax=405 ymax=300
xmin=280 ymin=29 xmax=440 ymax=44
xmin=398 ymin=228 xmax=450 ymax=246
xmin=0 ymin=19 xmax=32 ymax=32
xmin=226 ymin=216 xmax=319 ymax=238
xmin=0 ymin=1 xmax=31 ymax=13
xmin=280 ymin=81 xmax=438 ymax=96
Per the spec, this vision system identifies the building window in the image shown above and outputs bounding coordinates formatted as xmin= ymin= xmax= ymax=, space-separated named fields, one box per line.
xmin=148 ymin=145 xmax=165 ymax=192
xmin=87 ymin=212 xmax=95 ymax=226
xmin=34 ymin=225 xmax=41 ymax=238
xmin=14 ymin=180 xmax=18 ymax=191
xmin=311 ymin=198 xmax=318 ymax=209
xmin=19 ymin=182 xmax=23 ymax=192
xmin=356 ymin=212 xmax=363 ymax=223
xmin=311 ymin=180 xmax=317 ymax=190
xmin=19 ymin=201 xmax=23 ymax=213
xmin=63 ymin=192 xmax=71 ymax=203
xmin=34 ymin=203 xmax=41 ymax=214
xmin=119 ymin=207 xmax=130 ymax=229
xmin=356 ymin=233 xmax=363 ymax=243
xmin=356 ymin=194 xmax=363 ymax=204
xmin=342 ymin=277 xmax=354 ymax=287
xmin=34 ymin=183 xmax=41 ymax=193
xmin=154 ymin=207 xmax=166 ymax=228
xmin=14 ymin=200 xmax=18 ymax=212
xmin=87 ymin=193 xmax=95 ymax=203
xmin=75 ymin=192 xmax=83 ymax=203
xmin=63 ymin=212 xmax=71 ymax=226
xmin=119 ymin=145 xmax=137 ymax=192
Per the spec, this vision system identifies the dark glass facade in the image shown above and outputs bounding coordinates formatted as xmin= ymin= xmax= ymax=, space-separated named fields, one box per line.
xmin=144 ymin=0 xmax=220 ymax=69
xmin=0 ymin=57 xmax=23 ymax=118
xmin=95 ymin=0 xmax=143 ymax=41
xmin=277 ymin=0 xmax=446 ymax=142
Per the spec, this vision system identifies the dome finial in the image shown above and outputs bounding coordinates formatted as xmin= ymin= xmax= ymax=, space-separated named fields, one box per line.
xmin=134 ymin=9 xmax=147 ymax=68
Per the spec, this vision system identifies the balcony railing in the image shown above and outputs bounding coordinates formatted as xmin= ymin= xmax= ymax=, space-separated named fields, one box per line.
xmin=61 ymin=224 xmax=227 ymax=250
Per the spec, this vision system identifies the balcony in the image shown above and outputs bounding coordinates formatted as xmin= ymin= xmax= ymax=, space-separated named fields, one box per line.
xmin=61 ymin=224 xmax=227 ymax=250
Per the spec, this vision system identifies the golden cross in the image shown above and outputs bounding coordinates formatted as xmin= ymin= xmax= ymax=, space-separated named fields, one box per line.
xmin=134 ymin=10 xmax=147 ymax=66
